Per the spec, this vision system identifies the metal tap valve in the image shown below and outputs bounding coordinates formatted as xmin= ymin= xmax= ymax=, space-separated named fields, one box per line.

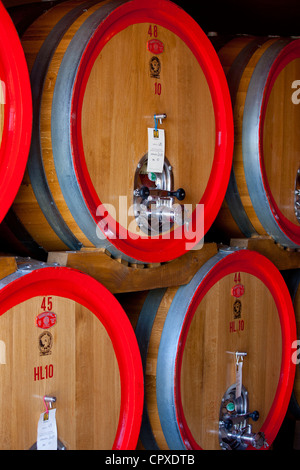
xmin=219 ymin=384 xmax=268 ymax=450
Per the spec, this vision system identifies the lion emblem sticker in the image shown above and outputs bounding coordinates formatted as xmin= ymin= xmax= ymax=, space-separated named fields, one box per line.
xmin=233 ymin=299 xmax=242 ymax=320
xmin=150 ymin=56 xmax=161 ymax=79
xmin=38 ymin=331 xmax=53 ymax=356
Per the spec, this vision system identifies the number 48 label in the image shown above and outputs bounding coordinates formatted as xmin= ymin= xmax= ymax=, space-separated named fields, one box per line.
xmin=148 ymin=25 xmax=158 ymax=38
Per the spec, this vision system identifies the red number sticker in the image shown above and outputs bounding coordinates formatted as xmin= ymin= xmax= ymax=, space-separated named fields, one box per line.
xmin=34 ymin=364 xmax=54 ymax=381
xmin=148 ymin=25 xmax=158 ymax=38
xmin=41 ymin=297 xmax=53 ymax=311
xmin=155 ymin=82 xmax=162 ymax=95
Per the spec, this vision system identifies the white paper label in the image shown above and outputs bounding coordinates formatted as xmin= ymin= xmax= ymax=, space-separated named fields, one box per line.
xmin=0 ymin=80 xmax=6 ymax=104
xmin=147 ymin=128 xmax=165 ymax=173
xmin=0 ymin=340 xmax=6 ymax=364
xmin=235 ymin=361 xmax=243 ymax=399
xmin=37 ymin=409 xmax=57 ymax=450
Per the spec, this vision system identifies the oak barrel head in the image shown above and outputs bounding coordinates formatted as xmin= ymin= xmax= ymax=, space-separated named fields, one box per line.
xmin=131 ymin=248 xmax=296 ymax=449
xmin=213 ymin=37 xmax=300 ymax=249
xmin=0 ymin=261 xmax=143 ymax=449
xmin=10 ymin=0 xmax=233 ymax=263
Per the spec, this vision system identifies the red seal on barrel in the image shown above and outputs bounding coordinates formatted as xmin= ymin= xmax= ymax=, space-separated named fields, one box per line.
xmin=35 ymin=312 xmax=57 ymax=329
xmin=147 ymin=39 xmax=164 ymax=54
xmin=231 ymin=284 xmax=245 ymax=298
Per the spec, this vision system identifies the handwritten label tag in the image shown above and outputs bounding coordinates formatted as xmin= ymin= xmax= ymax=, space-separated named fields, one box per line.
xmin=147 ymin=128 xmax=165 ymax=173
xmin=37 ymin=408 xmax=57 ymax=450
xmin=235 ymin=361 xmax=243 ymax=399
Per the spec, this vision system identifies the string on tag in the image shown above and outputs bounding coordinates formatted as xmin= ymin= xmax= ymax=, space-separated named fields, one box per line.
xmin=235 ymin=352 xmax=246 ymax=399
xmin=43 ymin=396 xmax=49 ymax=421
xmin=226 ymin=351 xmax=246 ymax=400
xmin=153 ymin=116 xmax=159 ymax=138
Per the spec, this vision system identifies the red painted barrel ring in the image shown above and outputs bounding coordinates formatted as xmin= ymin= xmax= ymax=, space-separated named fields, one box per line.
xmin=0 ymin=2 xmax=32 ymax=223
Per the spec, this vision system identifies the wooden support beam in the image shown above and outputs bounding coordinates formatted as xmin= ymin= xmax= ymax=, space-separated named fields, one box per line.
xmin=0 ymin=256 xmax=18 ymax=281
xmin=48 ymin=243 xmax=218 ymax=293
xmin=230 ymin=236 xmax=300 ymax=270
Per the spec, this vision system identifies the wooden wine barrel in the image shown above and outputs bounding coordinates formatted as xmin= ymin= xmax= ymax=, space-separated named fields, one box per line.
xmin=0 ymin=257 xmax=143 ymax=449
xmin=211 ymin=36 xmax=300 ymax=249
xmin=127 ymin=248 xmax=296 ymax=450
xmin=6 ymin=0 xmax=233 ymax=264
xmin=0 ymin=2 xmax=32 ymax=224
xmin=282 ymin=269 xmax=300 ymax=419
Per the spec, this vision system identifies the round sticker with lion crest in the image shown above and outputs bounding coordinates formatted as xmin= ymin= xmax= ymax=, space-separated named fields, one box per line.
xmin=38 ymin=331 xmax=53 ymax=356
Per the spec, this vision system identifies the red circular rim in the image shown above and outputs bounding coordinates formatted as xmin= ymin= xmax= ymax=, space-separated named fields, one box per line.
xmin=260 ymin=39 xmax=300 ymax=245
xmin=71 ymin=0 xmax=234 ymax=262
xmin=0 ymin=266 xmax=144 ymax=450
xmin=175 ymin=250 xmax=296 ymax=449
xmin=0 ymin=2 xmax=32 ymax=223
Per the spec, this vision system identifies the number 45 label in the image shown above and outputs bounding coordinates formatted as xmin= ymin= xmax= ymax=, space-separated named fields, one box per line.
xmin=291 ymin=80 xmax=300 ymax=104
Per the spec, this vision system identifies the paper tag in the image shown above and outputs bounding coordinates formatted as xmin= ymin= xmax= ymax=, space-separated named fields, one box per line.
xmin=0 ymin=340 xmax=6 ymax=364
xmin=37 ymin=408 xmax=57 ymax=450
xmin=0 ymin=80 xmax=6 ymax=105
xmin=147 ymin=128 xmax=165 ymax=173
xmin=235 ymin=361 xmax=243 ymax=399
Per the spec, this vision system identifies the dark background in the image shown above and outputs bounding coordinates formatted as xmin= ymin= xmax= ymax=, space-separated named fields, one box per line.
xmin=4 ymin=0 xmax=300 ymax=37
xmin=172 ymin=0 xmax=300 ymax=37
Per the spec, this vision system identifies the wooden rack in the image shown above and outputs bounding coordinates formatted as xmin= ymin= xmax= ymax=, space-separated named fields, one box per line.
xmin=229 ymin=236 xmax=300 ymax=270
xmin=47 ymin=243 xmax=218 ymax=293
xmin=1 ymin=236 xmax=299 ymax=290
xmin=46 ymin=236 xmax=300 ymax=294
